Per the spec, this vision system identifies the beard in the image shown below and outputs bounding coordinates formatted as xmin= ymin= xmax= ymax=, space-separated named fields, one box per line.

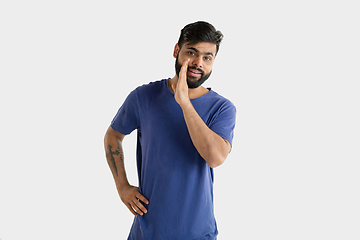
xmin=175 ymin=56 xmax=212 ymax=89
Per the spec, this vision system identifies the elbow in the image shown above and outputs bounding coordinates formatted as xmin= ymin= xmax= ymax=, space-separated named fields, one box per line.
xmin=198 ymin=137 xmax=231 ymax=168
xmin=207 ymin=154 xmax=227 ymax=168
xmin=207 ymin=138 xmax=231 ymax=168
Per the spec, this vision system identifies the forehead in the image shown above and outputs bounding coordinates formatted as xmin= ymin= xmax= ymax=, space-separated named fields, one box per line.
xmin=183 ymin=42 xmax=217 ymax=55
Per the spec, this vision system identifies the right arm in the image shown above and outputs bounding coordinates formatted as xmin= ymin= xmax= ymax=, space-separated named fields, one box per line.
xmin=104 ymin=126 xmax=149 ymax=216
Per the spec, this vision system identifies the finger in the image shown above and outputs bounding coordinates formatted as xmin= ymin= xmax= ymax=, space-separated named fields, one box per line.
xmin=130 ymin=201 xmax=143 ymax=216
xmin=180 ymin=59 xmax=189 ymax=76
xmin=131 ymin=201 xmax=144 ymax=216
xmin=182 ymin=58 xmax=190 ymax=68
xmin=132 ymin=199 xmax=148 ymax=215
xmin=179 ymin=59 xmax=190 ymax=84
xmin=126 ymin=203 xmax=138 ymax=217
xmin=136 ymin=193 xmax=150 ymax=205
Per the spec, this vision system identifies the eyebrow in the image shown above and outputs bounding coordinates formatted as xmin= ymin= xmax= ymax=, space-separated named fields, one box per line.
xmin=187 ymin=47 xmax=214 ymax=57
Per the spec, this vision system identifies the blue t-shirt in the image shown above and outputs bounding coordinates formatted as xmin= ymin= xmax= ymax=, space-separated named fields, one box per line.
xmin=111 ymin=79 xmax=236 ymax=240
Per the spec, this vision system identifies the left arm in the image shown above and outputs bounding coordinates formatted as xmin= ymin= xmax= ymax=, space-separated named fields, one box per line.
xmin=173 ymin=59 xmax=231 ymax=168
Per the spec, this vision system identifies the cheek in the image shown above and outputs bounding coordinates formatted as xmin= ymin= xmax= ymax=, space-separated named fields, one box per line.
xmin=204 ymin=63 xmax=214 ymax=73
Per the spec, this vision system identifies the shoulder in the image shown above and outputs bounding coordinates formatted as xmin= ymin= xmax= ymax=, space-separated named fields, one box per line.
xmin=135 ymin=79 xmax=167 ymax=94
xmin=128 ymin=79 xmax=169 ymax=104
xmin=208 ymin=90 xmax=236 ymax=111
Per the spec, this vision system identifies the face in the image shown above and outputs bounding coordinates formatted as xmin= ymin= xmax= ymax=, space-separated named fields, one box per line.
xmin=174 ymin=42 xmax=217 ymax=89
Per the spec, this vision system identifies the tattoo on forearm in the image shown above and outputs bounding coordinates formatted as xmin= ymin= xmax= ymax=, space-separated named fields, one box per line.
xmin=106 ymin=144 xmax=124 ymax=176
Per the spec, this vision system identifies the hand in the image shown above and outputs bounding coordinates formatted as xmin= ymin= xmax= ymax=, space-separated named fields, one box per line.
xmin=118 ymin=184 xmax=149 ymax=216
xmin=172 ymin=59 xmax=191 ymax=107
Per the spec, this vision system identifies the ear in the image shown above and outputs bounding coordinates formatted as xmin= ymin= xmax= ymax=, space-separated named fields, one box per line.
xmin=173 ymin=43 xmax=180 ymax=58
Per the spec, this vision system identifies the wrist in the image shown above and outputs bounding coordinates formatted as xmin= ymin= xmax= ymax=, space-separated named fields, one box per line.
xmin=117 ymin=182 xmax=130 ymax=193
xmin=115 ymin=177 xmax=130 ymax=189
xmin=179 ymin=98 xmax=192 ymax=109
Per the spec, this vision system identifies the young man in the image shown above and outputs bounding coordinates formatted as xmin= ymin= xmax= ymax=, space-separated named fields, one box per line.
xmin=104 ymin=21 xmax=236 ymax=240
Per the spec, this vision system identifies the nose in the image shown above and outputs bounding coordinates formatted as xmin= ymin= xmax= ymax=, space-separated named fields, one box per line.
xmin=191 ymin=56 xmax=203 ymax=69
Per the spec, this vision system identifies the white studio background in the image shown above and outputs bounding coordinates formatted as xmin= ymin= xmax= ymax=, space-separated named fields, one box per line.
xmin=0 ymin=1 xmax=359 ymax=240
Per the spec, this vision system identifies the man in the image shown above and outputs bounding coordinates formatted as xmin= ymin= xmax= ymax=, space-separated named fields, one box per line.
xmin=104 ymin=21 xmax=236 ymax=240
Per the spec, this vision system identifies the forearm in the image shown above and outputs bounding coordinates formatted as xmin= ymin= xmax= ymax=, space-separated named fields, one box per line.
xmin=104 ymin=130 xmax=129 ymax=188
xmin=104 ymin=126 xmax=149 ymax=216
xmin=181 ymin=102 xmax=230 ymax=168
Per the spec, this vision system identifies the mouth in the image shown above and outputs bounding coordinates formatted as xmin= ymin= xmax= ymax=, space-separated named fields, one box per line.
xmin=187 ymin=68 xmax=203 ymax=77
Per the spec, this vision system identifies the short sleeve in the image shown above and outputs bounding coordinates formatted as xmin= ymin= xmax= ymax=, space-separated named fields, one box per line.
xmin=209 ymin=101 xmax=236 ymax=146
xmin=111 ymin=89 xmax=140 ymax=135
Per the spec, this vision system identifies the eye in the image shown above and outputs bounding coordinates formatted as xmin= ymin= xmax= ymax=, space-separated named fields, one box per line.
xmin=188 ymin=51 xmax=195 ymax=56
xmin=204 ymin=56 xmax=212 ymax=61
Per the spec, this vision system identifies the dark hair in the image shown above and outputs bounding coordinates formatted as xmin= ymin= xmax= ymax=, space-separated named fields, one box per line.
xmin=177 ymin=21 xmax=223 ymax=55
